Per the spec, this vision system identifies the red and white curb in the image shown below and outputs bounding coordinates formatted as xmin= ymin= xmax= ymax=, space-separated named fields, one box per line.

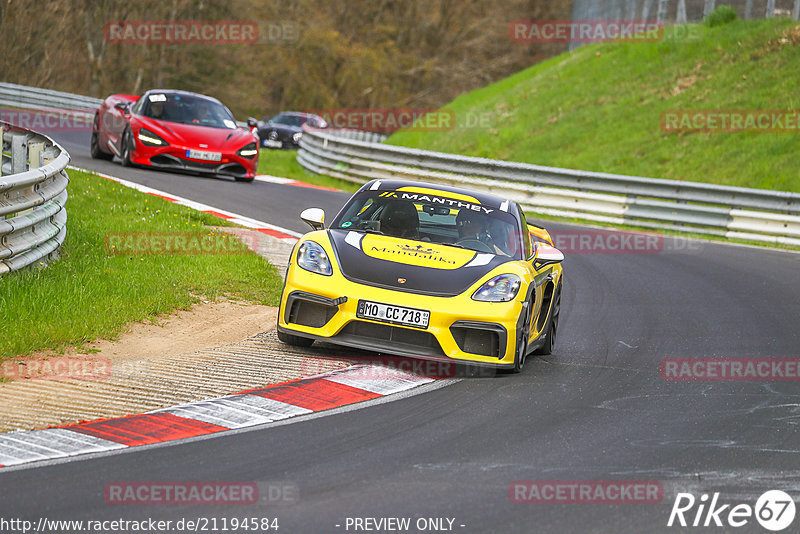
xmin=68 ymin=166 xmax=302 ymax=241
xmin=0 ymin=365 xmax=436 ymax=468
xmin=255 ymin=174 xmax=342 ymax=192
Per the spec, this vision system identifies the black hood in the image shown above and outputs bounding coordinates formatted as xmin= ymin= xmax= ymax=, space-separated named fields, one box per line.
xmin=328 ymin=229 xmax=508 ymax=297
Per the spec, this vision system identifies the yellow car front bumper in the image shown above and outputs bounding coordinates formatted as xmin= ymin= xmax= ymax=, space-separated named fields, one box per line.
xmin=277 ymin=265 xmax=526 ymax=368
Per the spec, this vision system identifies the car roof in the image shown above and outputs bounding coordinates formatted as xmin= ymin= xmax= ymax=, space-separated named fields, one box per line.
xmin=359 ymin=179 xmax=517 ymax=213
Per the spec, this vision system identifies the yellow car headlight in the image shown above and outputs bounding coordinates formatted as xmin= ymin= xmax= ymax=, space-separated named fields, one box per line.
xmin=472 ymin=274 xmax=521 ymax=302
xmin=297 ymin=241 xmax=332 ymax=276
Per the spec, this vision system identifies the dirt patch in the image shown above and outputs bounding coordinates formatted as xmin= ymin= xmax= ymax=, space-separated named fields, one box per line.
xmin=753 ymin=24 xmax=800 ymax=58
xmin=669 ymin=61 xmax=705 ymax=97
xmin=30 ymin=300 xmax=278 ymax=365
xmin=0 ymin=301 xmax=353 ymax=432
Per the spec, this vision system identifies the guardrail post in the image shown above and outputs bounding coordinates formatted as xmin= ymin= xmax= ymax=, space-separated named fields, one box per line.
xmin=11 ymin=134 xmax=26 ymax=174
xmin=766 ymin=0 xmax=776 ymax=17
xmin=793 ymin=0 xmax=799 ymax=20
xmin=703 ymin=0 xmax=716 ymax=18
xmin=29 ymin=141 xmax=44 ymax=169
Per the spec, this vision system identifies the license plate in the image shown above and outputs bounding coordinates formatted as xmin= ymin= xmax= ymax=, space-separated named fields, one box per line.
xmin=264 ymin=139 xmax=282 ymax=148
xmin=357 ymin=300 xmax=430 ymax=329
xmin=185 ymin=149 xmax=222 ymax=161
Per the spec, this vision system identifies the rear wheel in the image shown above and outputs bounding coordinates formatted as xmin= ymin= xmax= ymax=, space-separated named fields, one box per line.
xmin=120 ymin=128 xmax=133 ymax=167
xmin=534 ymin=284 xmax=561 ymax=356
xmin=277 ymin=329 xmax=314 ymax=348
xmin=90 ymin=117 xmax=113 ymax=160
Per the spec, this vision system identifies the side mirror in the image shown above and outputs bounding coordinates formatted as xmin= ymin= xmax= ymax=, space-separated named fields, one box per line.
xmin=300 ymin=207 xmax=325 ymax=231
xmin=114 ymin=102 xmax=130 ymax=114
xmin=534 ymin=244 xmax=564 ymax=269
xmin=246 ymin=117 xmax=258 ymax=128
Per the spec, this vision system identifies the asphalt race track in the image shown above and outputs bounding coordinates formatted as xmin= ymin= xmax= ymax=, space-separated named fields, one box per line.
xmin=2 ymin=130 xmax=799 ymax=533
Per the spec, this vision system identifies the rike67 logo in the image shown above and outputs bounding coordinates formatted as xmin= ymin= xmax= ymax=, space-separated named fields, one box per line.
xmin=668 ymin=490 xmax=796 ymax=531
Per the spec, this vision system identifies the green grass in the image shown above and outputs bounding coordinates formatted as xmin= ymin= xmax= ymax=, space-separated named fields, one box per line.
xmin=0 ymin=169 xmax=284 ymax=360
xmin=387 ymin=19 xmax=800 ymax=192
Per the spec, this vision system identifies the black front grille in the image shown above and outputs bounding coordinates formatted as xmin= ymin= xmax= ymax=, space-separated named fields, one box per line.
xmin=339 ymin=321 xmax=444 ymax=355
xmin=450 ymin=322 xmax=506 ymax=358
xmin=217 ymin=163 xmax=248 ymax=177
xmin=150 ymin=154 xmax=184 ymax=166
xmin=288 ymin=299 xmax=337 ymax=328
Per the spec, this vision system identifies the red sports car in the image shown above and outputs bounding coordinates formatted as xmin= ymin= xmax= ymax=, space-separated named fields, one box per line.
xmin=91 ymin=89 xmax=259 ymax=182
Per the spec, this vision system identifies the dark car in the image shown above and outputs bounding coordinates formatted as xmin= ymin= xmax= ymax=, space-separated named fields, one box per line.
xmin=257 ymin=112 xmax=327 ymax=149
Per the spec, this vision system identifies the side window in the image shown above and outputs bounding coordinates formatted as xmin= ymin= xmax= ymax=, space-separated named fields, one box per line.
xmin=518 ymin=206 xmax=533 ymax=259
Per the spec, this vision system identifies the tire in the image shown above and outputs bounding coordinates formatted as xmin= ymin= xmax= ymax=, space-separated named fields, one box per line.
xmin=512 ymin=300 xmax=532 ymax=373
xmin=277 ymin=329 xmax=314 ymax=348
xmin=90 ymin=117 xmax=113 ymax=160
xmin=534 ymin=284 xmax=561 ymax=356
xmin=120 ymin=128 xmax=133 ymax=167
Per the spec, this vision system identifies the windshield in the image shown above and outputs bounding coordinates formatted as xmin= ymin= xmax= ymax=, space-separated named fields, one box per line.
xmin=141 ymin=93 xmax=236 ymax=129
xmin=330 ymin=191 xmax=524 ymax=259
xmin=272 ymin=114 xmax=307 ymax=127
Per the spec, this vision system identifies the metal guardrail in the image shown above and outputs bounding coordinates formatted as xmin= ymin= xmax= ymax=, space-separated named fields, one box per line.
xmin=297 ymin=127 xmax=800 ymax=247
xmin=0 ymin=82 xmax=102 ymax=113
xmin=0 ymin=121 xmax=70 ymax=274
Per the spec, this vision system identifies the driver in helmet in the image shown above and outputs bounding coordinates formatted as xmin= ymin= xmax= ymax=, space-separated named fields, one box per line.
xmin=149 ymin=100 xmax=165 ymax=119
xmin=456 ymin=209 xmax=504 ymax=254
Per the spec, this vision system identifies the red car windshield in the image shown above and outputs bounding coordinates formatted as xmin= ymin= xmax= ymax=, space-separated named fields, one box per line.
xmin=141 ymin=93 xmax=236 ymax=129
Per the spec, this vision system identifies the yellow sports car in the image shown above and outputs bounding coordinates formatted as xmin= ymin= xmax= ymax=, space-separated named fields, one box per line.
xmin=277 ymin=179 xmax=564 ymax=372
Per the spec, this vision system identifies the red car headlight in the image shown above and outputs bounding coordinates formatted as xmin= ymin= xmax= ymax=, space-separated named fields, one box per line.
xmin=237 ymin=142 xmax=258 ymax=159
xmin=138 ymin=128 xmax=169 ymax=147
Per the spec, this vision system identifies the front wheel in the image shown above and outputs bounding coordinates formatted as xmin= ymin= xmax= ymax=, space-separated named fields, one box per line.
xmin=534 ymin=285 xmax=561 ymax=356
xmin=512 ymin=301 xmax=532 ymax=373
xmin=120 ymin=128 xmax=134 ymax=167
xmin=277 ymin=329 xmax=314 ymax=348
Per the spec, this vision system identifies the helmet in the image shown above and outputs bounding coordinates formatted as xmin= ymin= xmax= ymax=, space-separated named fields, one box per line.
xmin=379 ymin=200 xmax=419 ymax=239
xmin=456 ymin=209 xmax=486 ymax=238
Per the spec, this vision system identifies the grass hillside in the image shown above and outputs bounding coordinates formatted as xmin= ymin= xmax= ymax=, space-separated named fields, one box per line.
xmin=388 ymin=19 xmax=800 ymax=193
